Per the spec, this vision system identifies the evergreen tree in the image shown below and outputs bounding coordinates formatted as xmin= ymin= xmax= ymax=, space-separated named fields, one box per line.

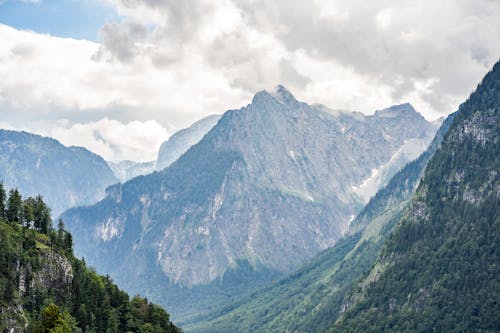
xmin=33 ymin=195 xmax=51 ymax=234
xmin=57 ymin=219 xmax=65 ymax=249
xmin=63 ymin=231 xmax=73 ymax=253
xmin=23 ymin=197 xmax=36 ymax=229
xmin=6 ymin=188 xmax=22 ymax=224
xmin=0 ymin=182 xmax=6 ymax=219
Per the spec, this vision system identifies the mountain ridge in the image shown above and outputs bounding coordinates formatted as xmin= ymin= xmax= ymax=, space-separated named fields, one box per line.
xmin=62 ymin=86 xmax=438 ymax=320
xmin=331 ymin=59 xmax=500 ymax=333
xmin=0 ymin=129 xmax=118 ymax=217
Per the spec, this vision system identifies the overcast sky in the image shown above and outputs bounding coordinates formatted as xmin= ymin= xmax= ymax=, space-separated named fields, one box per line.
xmin=0 ymin=0 xmax=499 ymax=162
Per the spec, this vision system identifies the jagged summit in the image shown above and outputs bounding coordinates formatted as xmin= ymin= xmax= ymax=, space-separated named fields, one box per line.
xmin=270 ymin=84 xmax=300 ymax=106
xmin=250 ymin=89 xmax=279 ymax=106
xmin=374 ymin=102 xmax=423 ymax=119
xmin=251 ymin=85 xmax=301 ymax=109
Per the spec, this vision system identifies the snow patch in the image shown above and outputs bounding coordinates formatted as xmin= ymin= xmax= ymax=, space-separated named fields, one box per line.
xmin=352 ymin=138 xmax=430 ymax=202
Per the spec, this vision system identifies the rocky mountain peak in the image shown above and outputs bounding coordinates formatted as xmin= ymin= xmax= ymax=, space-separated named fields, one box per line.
xmin=374 ymin=102 xmax=422 ymax=119
xmin=270 ymin=84 xmax=300 ymax=107
xmin=250 ymin=85 xmax=301 ymax=111
xmin=250 ymin=90 xmax=283 ymax=109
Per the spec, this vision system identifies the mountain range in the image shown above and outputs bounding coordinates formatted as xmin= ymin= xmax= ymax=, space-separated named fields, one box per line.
xmin=187 ymin=61 xmax=500 ymax=332
xmin=185 ymin=109 xmax=455 ymax=332
xmin=1 ymin=60 xmax=497 ymax=333
xmin=62 ymin=85 xmax=438 ymax=320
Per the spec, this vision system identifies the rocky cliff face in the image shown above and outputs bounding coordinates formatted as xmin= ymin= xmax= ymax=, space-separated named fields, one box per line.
xmin=2 ymin=249 xmax=73 ymax=333
xmin=62 ymin=86 xmax=438 ymax=319
xmin=0 ymin=130 xmax=118 ymax=216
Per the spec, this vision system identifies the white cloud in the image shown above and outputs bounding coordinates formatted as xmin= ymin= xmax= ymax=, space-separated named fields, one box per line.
xmin=48 ymin=118 xmax=169 ymax=162
xmin=0 ymin=0 xmax=499 ymax=161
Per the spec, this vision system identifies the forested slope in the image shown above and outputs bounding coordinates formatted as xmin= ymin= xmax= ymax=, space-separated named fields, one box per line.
xmin=0 ymin=185 xmax=181 ymax=333
xmin=331 ymin=60 xmax=500 ymax=333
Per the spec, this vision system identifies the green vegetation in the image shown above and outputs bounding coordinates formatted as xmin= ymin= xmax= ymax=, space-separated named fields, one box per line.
xmin=186 ymin=113 xmax=454 ymax=332
xmin=0 ymin=185 xmax=181 ymax=333
xmin=331 ymin=61 xmax=500 ymax=332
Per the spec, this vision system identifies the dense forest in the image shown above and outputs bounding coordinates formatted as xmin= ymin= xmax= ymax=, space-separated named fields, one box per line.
xmin=330 ymin=61 xmax=500 ymax=332
xmin=0 ymin=183 xmax=181 ymax=333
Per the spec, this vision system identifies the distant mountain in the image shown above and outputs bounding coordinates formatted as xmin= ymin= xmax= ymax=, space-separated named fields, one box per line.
xmin=331 ymin=61 xmax=499 ymax=332
xmin=108 ymin=160 xmax=156 ymax=182
xmin=156 ymin=114 xmax=221 ymax=171
xmin=62 ymin=85 xmax=437 ymax=320
xmin=185 ymin=111 xmax=455 ymax=333
xmin=107 ymin=115 xmax=221 ymax=183
xmin=0 ymin=130 xmax=117 ymax=216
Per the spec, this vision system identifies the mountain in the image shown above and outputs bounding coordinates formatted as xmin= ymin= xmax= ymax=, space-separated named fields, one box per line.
xmin=0 ymin=130 xmax=118 ymax=217
xmin=108 ymin=160 xmax=156 ymax=182
xmin=108 ymin=115 xmax=221 ymax=183
xmin=156 ymin=114 xmax=221 ymax=171
xmin=331 ymin=61 xmax=500 ymax=332
xmin=62 ymin=85 xmax=437 ymax=320
xmin=0 ymin=186 xmax=180 ymax=333
xmin=185 ymin=111 xmax=455 ymax=333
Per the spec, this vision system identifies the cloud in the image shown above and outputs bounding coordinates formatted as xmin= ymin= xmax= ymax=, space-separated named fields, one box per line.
xmin=231 ymin=0 xmax=500 ymax=114
xmin=94 ymin=20 xmax=149 ymax=62
xmin=0 ymin=23 xmax=249 ymax=127
xmin=0 ymin=0 xmax=499 ymax=161
xmin=96 ymin=0 xmax=500 ymax=118
xmin=48 ymin=118 xmax=169 ymax=162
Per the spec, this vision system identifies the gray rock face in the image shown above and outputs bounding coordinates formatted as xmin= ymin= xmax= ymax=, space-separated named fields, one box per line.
xmin=156 ymin=114 xmax=221 ymax=171
xmin=62 ymin=86 xmax=437 ymax=319
xmin=0 ymin=130 xmax=118 ymax=217
xmin=2 ymin=249 xmax=73 ymax=333
xmin=108 ymin=160 xmax=156 ymax=182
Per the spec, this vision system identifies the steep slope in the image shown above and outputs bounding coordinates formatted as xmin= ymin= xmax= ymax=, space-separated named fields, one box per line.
xmin=186 ymin=112 xmax=455 ymax=333
xmin=0 ymin=188 xmax=180 ymax=333
xmin=108 ymin=160 xmax=156 ymax=182
xmin=0 ymin=130 xmax=117 ymax=216
xmin=331 ymin=61 xmax=500 ymax=332
xmin=62 ymin=86 xmax=437 ymax=320
xmin=156 ymin=114 xmax=221 ymax=171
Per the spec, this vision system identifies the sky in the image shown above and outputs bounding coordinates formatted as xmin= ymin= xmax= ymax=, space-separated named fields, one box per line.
xmin=0 ymin=0 xmax=499 ymax=162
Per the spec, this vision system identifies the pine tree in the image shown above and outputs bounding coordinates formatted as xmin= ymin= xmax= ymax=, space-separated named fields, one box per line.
xmin=0 ymin=182 xmax=6 ymax=219
xmin=23 ymin=197 xmax=36 ymax=229
xmin=33 ymin=195 xmax=51 ymax=234
xmin=6 ymin=189 xmax=22 ymax=224
xmin=63 ymin=231 xmax=73 ymax=253
xmin=57 ymin=219 xmax=65 ymax=249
